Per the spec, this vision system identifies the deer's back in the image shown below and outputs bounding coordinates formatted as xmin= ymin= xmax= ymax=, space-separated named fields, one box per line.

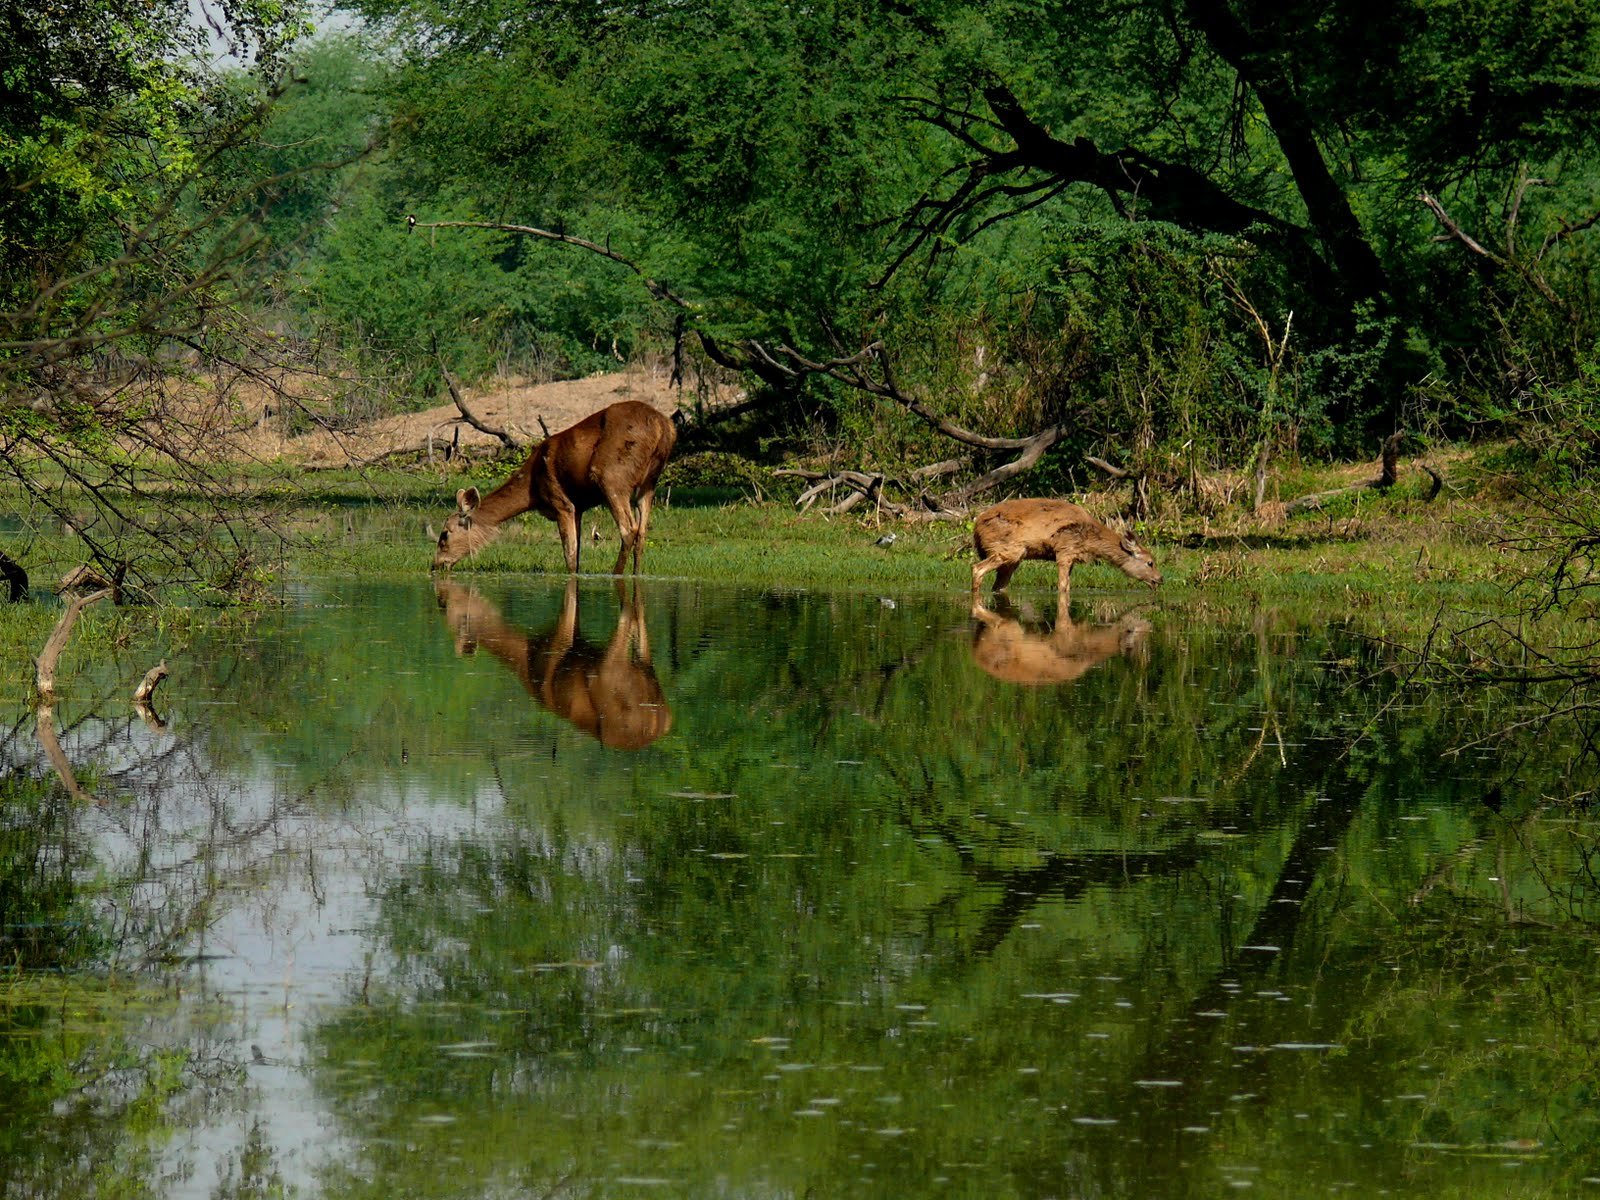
xmin=974 ymin=498 xmax=1108 ymax=559
xmin=543 ymin=401 xmax=674 ymax=503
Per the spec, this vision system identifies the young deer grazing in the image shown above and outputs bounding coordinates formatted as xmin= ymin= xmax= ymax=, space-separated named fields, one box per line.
xmin=971 ymin=498 xmax=1161 ymax=608
xmin=432 ymin=400 xmax=676 ymax=574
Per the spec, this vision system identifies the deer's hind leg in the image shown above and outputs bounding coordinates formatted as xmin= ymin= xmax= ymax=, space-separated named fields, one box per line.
xmin=630 ymin=485 xmax=658 ymax=573
xmin=603 ymin=487 xmax=641 ymax=575
xmin=972 ymin=554 xmax=1018 ymax=605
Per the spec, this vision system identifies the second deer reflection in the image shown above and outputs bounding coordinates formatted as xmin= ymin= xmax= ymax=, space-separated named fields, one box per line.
xmin=971 ymin=598 xmax=1151 ymax=685
xmin=434 ymin=579 xmax=672 ymax=749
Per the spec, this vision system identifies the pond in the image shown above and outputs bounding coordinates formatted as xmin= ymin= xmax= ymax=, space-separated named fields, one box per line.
xmin=2 ymin=576 xmax=1598 ymax=1198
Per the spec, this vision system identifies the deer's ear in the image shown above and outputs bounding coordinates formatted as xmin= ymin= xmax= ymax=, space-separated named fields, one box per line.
xmin=456 ymin=487 xmax=481 ymax=516
xmin=1120 ymin=533 xmax=1140 ymax=555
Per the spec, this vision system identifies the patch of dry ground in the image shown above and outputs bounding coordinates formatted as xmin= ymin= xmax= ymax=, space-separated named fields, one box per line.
xmin=211 ymin=364 xmax=689 ymax=466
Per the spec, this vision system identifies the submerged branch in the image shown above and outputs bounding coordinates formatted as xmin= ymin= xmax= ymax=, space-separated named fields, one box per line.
xmin=35 ymin=588 xmax=112 ymax=704
xmin=133 ymin=660 xmax=170 ymax=706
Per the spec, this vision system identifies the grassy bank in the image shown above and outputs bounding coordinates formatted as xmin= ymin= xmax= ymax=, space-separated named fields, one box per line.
xmin=277 ymin=449 xmax=1527 ymax=616
xmin=0 ymin=440 xmax=1566 ymax=641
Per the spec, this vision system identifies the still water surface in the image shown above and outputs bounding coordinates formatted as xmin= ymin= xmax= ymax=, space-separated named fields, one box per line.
xmin=3 ymin=577 xmax=1598 ymax=1197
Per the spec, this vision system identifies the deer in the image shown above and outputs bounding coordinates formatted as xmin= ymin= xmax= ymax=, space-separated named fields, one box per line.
xmin=970 ymin=598 xmax=1152 ymax=685
xmin=434 ymin=577 xmax=672 ymax=750
xmin=971 ymin=498 xmax=1161 ymax=610
xmin=432 ymin=400 xmax=676 ymax=575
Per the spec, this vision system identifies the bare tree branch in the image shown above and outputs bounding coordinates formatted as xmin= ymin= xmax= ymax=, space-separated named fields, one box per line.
xmin=1419 ymin=190 xmax=1571 ymax=315
xmin=35 ymin=588 xmax=112 ymax=703
xmin=432 ymin=334 xmax=522 ymax=450
xmin=407 ymin=216 xmax=693 ymax=309
xmin=939 ymin=426 xmax=1065 ymax=506
xmin=412 ymin=215 xmax=1077 ymax=506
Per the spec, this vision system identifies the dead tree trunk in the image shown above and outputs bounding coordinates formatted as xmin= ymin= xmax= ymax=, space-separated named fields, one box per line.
xmin=133 ymin=660 xmax=169 ymax=705
xmin=34 ymin=588 xmax=111 ymax=703
xmin=1282 ymin=433 xmax=1428 ymax=515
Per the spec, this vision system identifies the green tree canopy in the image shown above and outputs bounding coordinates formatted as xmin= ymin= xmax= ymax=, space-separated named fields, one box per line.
xmin=0 ymin=0 xmax=313 ymax=595
xmin=336 ymin=0 xmax=1600 ymax=462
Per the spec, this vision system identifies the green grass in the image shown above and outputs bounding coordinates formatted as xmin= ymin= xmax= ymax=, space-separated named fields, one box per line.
xmin=0 ymin=440 xmax=1577 ymax=646
xmin=304 ymin=475 xmax=1517 ymax=609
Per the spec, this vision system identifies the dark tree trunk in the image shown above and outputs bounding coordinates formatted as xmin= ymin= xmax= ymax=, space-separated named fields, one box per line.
xmin=1183 ymin=0 xmax=1391 ymax=309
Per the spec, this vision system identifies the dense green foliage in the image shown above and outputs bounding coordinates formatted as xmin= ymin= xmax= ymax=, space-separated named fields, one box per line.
xmin=0 ymin=0 xmax=314 ymax=593
xmin=0 ymin=0 xmax=307 ymax=340
xmin=9 ymin=0 xmax=1600 ymax=585
xmin=243 ymin=0 xmax=1600 ymax=472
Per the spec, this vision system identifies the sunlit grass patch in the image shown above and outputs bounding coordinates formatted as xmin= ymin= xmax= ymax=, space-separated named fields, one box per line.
xmin=0 ymin=437 xmax=1572 ymax=637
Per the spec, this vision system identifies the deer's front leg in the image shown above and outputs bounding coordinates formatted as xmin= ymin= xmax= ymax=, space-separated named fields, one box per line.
xmin=554 ymin=502 xmax=581 ymax=573
xmin=1055 ymin=556 xmax=1074 ymax=610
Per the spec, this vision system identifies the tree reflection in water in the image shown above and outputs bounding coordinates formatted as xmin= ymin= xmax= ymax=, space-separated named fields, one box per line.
xmin=3 ymin=583 xmax=1599 ymax=1198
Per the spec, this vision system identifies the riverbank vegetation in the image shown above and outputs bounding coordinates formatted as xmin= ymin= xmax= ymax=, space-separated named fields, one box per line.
xmin=4 ymin=0 xmax=1600 ymax=746
xmin=8 ymin=0 xmax=1600 ymax=556
xmin=7 ymin=4 xmax=1600 ymax=1186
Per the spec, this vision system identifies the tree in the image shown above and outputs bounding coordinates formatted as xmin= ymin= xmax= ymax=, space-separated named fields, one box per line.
xmin=345 ymin=0 xmax=1600 ymax=482
xmin=0 ymin=0 xmax=312 ymax=598
xmin=900 ymin=0 xmax=1600 ymax=421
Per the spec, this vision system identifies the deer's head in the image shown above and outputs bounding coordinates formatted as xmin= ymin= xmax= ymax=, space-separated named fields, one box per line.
xmin=431 ymin=487 xmax=498 ymax=570
xmin=1108 ymin=525 xmax=1162 ymax=588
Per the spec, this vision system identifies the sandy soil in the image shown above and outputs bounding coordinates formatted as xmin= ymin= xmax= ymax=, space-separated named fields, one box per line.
xmin=216 ymin=364 xmax=688 ymax=467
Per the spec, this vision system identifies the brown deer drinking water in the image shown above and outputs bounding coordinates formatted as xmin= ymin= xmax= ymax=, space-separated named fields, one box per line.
xmin=971 ymin=498 xmax=1161 ymax=609
xmin=432 ymin=400 xmax=676 ymax=574
xmin=434 ymin=578 xmax=672 ymax=750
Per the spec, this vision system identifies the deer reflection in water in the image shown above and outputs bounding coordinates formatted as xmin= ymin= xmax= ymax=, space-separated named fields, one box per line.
xmin=970 ymin=597 xmax=1152 ymax=686
xmin=433 ymin=578 xmax=672 ymax=749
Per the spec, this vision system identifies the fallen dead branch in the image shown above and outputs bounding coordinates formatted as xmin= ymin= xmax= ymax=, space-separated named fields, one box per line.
xmin=408 ymin=216 xmax=1067 ymax=507
xmin=1086 ymin=455 xmax=1149 ymax=520
xmin=777 ymin=448 xmax=1127 ymax=521
xmin=435 ymin=335 xmax=524 ymax=451
xmin=1282 ymin=433 xmax=1441 ymax=515
xmin=59 ymin=562 xmax=125 ymax=604
xmin=428 ymin=421 xmax=461 ymax=464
